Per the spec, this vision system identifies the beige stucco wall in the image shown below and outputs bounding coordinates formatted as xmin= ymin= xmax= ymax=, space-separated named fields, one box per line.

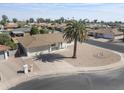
xmin=27 ymin=42 xmax=69 ymax=57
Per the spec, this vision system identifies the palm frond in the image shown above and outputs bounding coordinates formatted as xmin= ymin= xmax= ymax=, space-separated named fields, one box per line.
xmin=63 ymin=20 xmax=87 ymax=42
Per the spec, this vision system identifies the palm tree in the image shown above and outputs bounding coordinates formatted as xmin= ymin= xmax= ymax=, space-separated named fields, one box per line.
xmin=63 ymin=20 xmax=88 ymax=58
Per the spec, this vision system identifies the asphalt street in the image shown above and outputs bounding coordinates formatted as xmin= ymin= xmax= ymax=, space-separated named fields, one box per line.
xmin=86 ymin=39 xmax=124 ymax=53
xmin=10 ymin=67 xmax=124 ymax=90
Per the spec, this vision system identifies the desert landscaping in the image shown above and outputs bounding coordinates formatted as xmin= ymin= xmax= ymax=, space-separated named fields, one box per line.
xmin=34 ymin=42 xmax=121 ymax=67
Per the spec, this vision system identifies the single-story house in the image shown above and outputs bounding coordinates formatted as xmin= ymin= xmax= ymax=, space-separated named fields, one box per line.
xmin=4 ymin=23 xmax=18 ymax=31
xmin=10 ymin=27 xmax=31 ymax=37
xmin=0 ymin=45 xmax=9 ymax=60
xmin=11 ymin=31 xmax=24 ymax=37
xmin=94 ymin=28 xmax=114 ymax=39
xmin=88 ymin=28 xmax=123 ymax=39
xmin=15 ymin=33 xmax=68 ymax=57
xmin=112 ymin=28 xmax=124 ymax=39
xmin=36 ymin=23 xmax=66 ymax=32
xmin=87 ymin=23 xmax=110 ymax=29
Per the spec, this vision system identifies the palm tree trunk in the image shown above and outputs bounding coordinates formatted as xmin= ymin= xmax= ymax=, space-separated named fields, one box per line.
xmin=72 ymin=36 xmax=77 ymax=58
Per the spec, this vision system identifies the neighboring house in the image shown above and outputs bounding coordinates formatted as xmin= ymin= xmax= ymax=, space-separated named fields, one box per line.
xmin=10 ymin=27 xmax=31 ymax=37
xmin=87 ymin=23 xmax=109 ymax=29
xmin=36 ymin=23 xmax=66 ymax=31
xmin=15 ymin=33 xmax=68 ymax=57
xmin=4 ymin=23 xmax=18 ymax=31
xmin=0 ymin=45 xmax=9 ymax=60
xmin=94 ymin=28 xmax=114 ymax=39
xmin=112 ymin=28 xmax=124 ymax=40
xmin=88 ymin=28 xmax=123 ymax=39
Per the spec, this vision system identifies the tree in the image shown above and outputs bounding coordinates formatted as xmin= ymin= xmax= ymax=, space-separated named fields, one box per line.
xmin=0 ymin=34 xmax=17 ymax=50
xmin=54 ymin=19 xmax=61 ymax=24
xmin=0 ymin=20 xmax=5 ymax=26
xmin=26 ymin=20 xmax=29 ymax=25
xmin=30 ymin=26 xmax=40 ymax=35
xmin=45 ymin=19 xmax=51 ymax=23
xmin=29 ymin=18 xmax=34 ymax=23
xmin=93 ymin=19 xmax=98 ymax=23
xmin=101 ymin=21 xmax=104 ymax=24
xmin=2 ymin=15 xmax=8 ymax=21
xmin=64 ymin=20 xmax=87 ymax=58
xmin=59 ymin=17 xmax=65 ymax=23
xmin=119 ymin=27 xmax=124 ymax=42
xmin=82 ymin=19 xmax=89 ymax=23
xmin=37 ymin=18 xmax=44 ymax=23
xmin=12 ymin=18 xmax=18 ymax=23
xmin=1 ymin=15 xmax=9 ymax=25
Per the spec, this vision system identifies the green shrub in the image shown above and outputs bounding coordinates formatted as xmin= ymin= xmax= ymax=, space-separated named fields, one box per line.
xmin=0 ymin=34 xmax=17 ymax=50
xmin=39 ymin=27 xmax=49 ymax=34
xmin=30 ymin=26 xmax=40 ymax=35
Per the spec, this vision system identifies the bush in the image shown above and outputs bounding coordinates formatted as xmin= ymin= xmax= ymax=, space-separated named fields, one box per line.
xmin=30 ymin=26 xmax=40 ymax=35
xmin=0 ymin=34 xmax=17 ymax=50
xmin=39 ymin=27 xmax=49 ymax=34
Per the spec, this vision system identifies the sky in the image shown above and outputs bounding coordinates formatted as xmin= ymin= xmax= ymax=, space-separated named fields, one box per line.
xmin=0 ymin=3 xmax=124 ymax=21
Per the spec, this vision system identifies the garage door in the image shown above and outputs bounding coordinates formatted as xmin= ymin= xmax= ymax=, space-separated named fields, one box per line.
xmin=103 ymin=34 xmax=113 ymax=39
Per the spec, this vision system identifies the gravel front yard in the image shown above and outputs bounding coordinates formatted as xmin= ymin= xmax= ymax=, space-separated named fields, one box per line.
xmin=39 ymin=42 xmax=121 ymax=67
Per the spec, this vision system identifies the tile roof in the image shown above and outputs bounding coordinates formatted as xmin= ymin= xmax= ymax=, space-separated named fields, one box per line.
xmin=90 ymin=28 xmax=123 ymax=36
xmin=5 ymin=23 xmax=18 ymax=28
xmin=16 ymin=33 xmax=65 ymax=48
xmin=0 ymin=45 xmax=10 ymax=52
xmin=13 ymin=27 xmax=31 ymax=33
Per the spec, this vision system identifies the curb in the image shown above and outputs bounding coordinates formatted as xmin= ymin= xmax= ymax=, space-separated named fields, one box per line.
xmin=4 ymin=59 xmax=124 ymax=90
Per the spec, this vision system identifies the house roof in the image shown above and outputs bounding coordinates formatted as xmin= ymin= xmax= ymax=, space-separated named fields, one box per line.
xmin=16 ymin=33 xmax=65 ymax=49
xmin=94 ymin=28 xmax=114 ymax=34
xmin=12 ymin=31 xmax=24 ymax=34
xmin=0 ymin=45 xmax=10 ymax=52
xmin=90 ymin=28 xmax=123 ymax=36
xmin=5 ymin=23 xmax=18 ymax=28
xmin=112 ymin=28 xmax=123 ymax=36
xmin=12 ymin=27 xmax=31 ymax=33
xmin=36 ymin=23 xmax=67 ymax=29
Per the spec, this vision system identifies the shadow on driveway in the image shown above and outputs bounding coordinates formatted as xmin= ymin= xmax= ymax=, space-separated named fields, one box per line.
xmin=33 ymin=53 xmax=72 ymax=63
